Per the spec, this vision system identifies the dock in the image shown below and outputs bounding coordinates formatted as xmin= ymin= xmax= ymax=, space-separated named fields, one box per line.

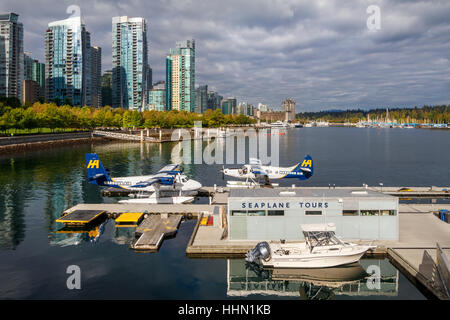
xmin=102 ymin=185 xmax=449 ymax=201
xmin=59 ymin=185 xmax=450 ymax=299
xmin=56 ymin=210 xmax=106 ymax=226
xmin=133 ymin=214 xmax=183 ymax=251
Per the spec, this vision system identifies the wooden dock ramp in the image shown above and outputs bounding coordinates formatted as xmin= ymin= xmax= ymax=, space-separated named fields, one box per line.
xmin=132 ymin=214 xmax=183 ymax=252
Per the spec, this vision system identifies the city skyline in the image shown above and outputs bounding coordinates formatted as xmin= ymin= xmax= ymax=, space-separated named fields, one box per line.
xmin=0 ymin=0 xmax=449 ymax=111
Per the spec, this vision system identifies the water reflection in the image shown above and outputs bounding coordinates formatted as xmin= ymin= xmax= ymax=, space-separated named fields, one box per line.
xmin=227 ymin=259 xmax=398 ymax=299
xmin=51 ymin=217 xmax=109 ymax=247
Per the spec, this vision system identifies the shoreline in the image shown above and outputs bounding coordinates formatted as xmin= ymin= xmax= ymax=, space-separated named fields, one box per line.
xmin=0 ymin=135 xmax=113 ymax=155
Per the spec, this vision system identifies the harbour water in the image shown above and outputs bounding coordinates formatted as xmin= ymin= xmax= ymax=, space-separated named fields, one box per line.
xmin=0 ymin=127 xmax=449 ymax=299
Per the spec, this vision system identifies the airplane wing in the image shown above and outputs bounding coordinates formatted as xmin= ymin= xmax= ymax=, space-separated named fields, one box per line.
xmin=248 ymin=158 xmax=268 ymax=177
xmin=157 ymin=164 xmax=183 ymax=175
xmin=130 ymin=175 xmax=175 ymax=188
xmin=129 ymin=164 xmax=182 ymax=188
xmin=250 ymin=165 xmax=268 ymax=177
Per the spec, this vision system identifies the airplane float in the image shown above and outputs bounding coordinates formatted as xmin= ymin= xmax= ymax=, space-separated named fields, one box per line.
xmin=85 ymin=153 xmax=202 ymax=204
xmin=222 ymin=155 xmax=313 ymax=187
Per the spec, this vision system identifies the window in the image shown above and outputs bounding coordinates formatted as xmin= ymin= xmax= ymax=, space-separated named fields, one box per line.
xmin=231 ymin=210 xmax=246 ymax=216
xmin=268 ymin=210 xmax=284 ymax=216
xmin=305 ymin=210 xmax=322 ymax=215
xmin=381 ymin=210 xmax=396 ymax=216
xmin=247 ymin=210 xmax=266 ymax=216
xmin=360 ymin=210 xmax=379 ymax=216
xmin=343 ymin=210 xmax=359 ymax=216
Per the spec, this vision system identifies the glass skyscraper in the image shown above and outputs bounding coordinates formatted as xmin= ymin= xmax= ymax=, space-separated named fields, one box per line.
xmin=45 ymin=16 xmax=91 ymax=106
xmin=148 ymin=82 xmax=166 ymax=111
xmin=166 ymin=40 xmax=195 ymax=112
xmin=90 ymin=46 xmax=102 ymax=108
xmin=112 ymin=16 xmax=148 ymax=110
xmin=195 ymin=85 xmax=208 ymax=114
xmin=24 ymin=52 xmax=45 ymax=103
xmin=0 ymin=13 xmax=24 ymax=102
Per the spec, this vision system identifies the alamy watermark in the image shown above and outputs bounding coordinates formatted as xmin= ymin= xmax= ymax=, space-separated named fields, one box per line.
xmin=366 ymin=264 xmax=381 ymax=290
xmin=66 ymin=265 xmax=81 ymax=290
xmin=367 ymin=5 xmax=381 ymax=31
xmin=170 ymin=122 xmax=280 ymax=166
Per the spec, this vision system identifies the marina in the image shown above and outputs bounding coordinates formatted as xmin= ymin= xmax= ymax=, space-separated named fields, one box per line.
xmin=1 ymin=128 xmax=449 ymax=300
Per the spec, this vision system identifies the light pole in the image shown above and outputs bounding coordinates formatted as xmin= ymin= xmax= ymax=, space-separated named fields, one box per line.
xmin=379 ymin=182 xmax=383 ymax=192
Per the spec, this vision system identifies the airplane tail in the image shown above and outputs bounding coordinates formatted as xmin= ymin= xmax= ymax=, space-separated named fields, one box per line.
xmin=293 ymin=155 xmax=314 ymax=180
xmin=85 ymin=153 xmax=112 ymax=186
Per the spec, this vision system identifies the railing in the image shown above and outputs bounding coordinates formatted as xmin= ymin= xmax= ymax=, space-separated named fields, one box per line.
xmin=437 ymin=243 xmax=450 ymax=298
xmin=92 ymin=130 xmax=157 ymax=142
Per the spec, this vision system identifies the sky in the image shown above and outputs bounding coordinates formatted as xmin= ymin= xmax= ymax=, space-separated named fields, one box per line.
xmin=1 ymin=0 xmax=449 ymax=111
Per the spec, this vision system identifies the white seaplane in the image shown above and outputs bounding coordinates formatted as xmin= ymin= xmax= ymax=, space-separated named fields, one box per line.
xmin=222 ymin=155 xmax=313 ymax=187
xmin=85 ymin=153 xmax=201 ymax=204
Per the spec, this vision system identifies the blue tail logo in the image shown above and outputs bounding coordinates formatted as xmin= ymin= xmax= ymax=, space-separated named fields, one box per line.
xmin=293 ymin=155 xmax=314 ymax=180
xmin=85 ymin=153 xmax=112 ymax=186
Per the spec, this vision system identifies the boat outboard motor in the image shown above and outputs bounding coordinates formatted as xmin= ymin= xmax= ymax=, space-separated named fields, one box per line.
xmin=245 ymin=241 xmax=271 ymax=263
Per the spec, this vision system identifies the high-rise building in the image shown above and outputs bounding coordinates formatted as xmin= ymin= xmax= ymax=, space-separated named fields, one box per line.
xmin=166 ymin=40 xmax=195 ymax=112
xmin=112 ymin=16 xmax=148 ymax=110
xmin=0 ymin=13 xmax=24 ymax=102
xmin=147 ymin=81 xmax=165 ymax=111
xmin=237 ymin=102 xmax=254 ymax=116
xmin=101 ymin=70 xmax=112 ymax=106
xmin=282 ymin=98 xmax=296 ymax=121
xmin=23 ymin=52 xmax=45 ymax=103
xmin=207 ymin=91 xmax=222 ymax=111
xmin=90 ymin=46 xmax=102 ymax=108
xmin=45 ymin=16 xmax=92 ymax=106
xmin=221 ymin=97 xmax=237 ymax=115
xmin=195 ymin=85 xmax=208 ymax=113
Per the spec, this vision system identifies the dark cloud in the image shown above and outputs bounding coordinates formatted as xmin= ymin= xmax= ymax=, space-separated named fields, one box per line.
xmin=1 ymin=0 xmax=449 ymax=110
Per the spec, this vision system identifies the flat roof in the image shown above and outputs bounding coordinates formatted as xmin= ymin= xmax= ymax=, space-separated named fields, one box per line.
xmin=228 ymin=187 xmax=395 ymax=199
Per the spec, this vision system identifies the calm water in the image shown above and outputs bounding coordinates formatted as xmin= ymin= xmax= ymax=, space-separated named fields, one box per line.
xmin=0 ymin=127 xmax=449 ymax=299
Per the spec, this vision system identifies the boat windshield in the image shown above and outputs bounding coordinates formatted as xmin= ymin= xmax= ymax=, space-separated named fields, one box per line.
xmin=303 ymin=231 xmax=344 ymax=251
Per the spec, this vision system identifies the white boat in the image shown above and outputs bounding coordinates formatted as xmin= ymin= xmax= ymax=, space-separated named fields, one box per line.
xmin=304 ymin=123 xmax=313 ymax=128
xmin=118 ymin=193 xmax=194 ymax=204
xmin=246 ymin=223 xmax=375 ymax=268
xmin=315 ymin=121 xmax=329 ymax=127
xmin=268 ymin=121 xmax=289 ymax=128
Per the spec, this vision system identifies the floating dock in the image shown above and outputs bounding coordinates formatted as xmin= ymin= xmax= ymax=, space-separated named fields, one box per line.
xmin=133 ymin=214 xmax=183 ymax=251
xmin=114 ymin=212 xmax=144 ymax=227
xmin=56 ymin=210 xmax=106 ymax=226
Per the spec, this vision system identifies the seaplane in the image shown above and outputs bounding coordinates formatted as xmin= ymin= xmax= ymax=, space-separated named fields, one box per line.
xmin=222 ymin=155 xmax=314 ymax=187
xmin=85 ymin=153 xmax=202 ymax=204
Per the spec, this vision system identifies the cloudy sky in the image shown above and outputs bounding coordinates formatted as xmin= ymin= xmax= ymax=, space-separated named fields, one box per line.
xmin=2 ymin=0 xmax=450 ymax=111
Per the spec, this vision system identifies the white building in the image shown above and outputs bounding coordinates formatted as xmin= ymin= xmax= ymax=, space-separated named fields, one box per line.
xmin=227 ymin=188 xmax=399 ymax=241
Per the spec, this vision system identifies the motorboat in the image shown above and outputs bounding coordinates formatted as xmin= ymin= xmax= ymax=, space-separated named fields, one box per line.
xmin=245 ymin=223 xmax=376 ymax=268
xmin=268 ymin=121 xmax=289 ymax=128
xmin=315 ymin=121 xmax=330 ymax=127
